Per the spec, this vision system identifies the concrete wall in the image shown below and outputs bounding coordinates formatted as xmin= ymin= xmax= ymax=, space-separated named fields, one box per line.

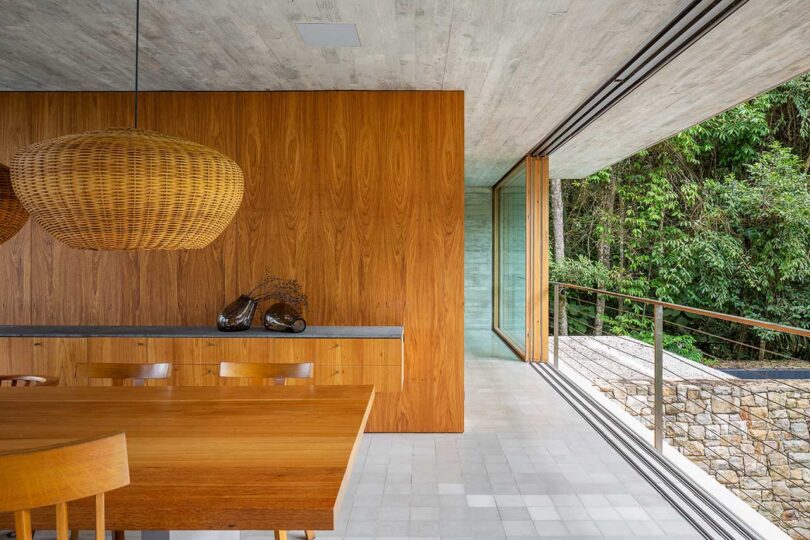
xmin=465 ymin=188 xmax=493 ymax=330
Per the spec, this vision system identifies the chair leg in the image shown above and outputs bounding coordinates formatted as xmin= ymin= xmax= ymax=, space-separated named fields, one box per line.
xmin=305 ymin=531 xmax=315 ymax=540
xmin=69 ymin=530 xmax=79 ymax=540
xmin=113 ymin=532 xmax=125 ymax=540
xmin=273 ymin=532 xmax=287 ymax=540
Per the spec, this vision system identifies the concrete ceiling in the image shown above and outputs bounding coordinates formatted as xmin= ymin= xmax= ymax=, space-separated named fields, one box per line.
xmin=549 ymin=0 xmax=810 ymax=179
xmin=0 ymin=0 xmax=688 ymax=186
xmin=3 ymin=1 xmax=807 ymax=185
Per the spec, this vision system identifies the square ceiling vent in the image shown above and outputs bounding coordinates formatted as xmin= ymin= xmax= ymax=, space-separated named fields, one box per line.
xmin=296 ymin=23 xmax=361 ymax=47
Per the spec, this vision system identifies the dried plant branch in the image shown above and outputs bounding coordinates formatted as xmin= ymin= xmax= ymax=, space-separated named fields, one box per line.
xmin=245 ymin=270 xmax=308 ymax=312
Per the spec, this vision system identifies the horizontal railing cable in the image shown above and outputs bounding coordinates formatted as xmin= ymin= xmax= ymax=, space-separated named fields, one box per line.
xmin=558 ymin=339 xmax=665 ymax=413
xmin=553 ymin=282 xmax=810 ymax=338
xmin=558 ymin=338 xmax=810 ymax=506
xmin=663 ymin=417 xmax=810 ymax=507
xmin=666 ymin=340 xmax=810 ymax=398
xmin=563 ymin=318 xmax=810 ymax=424
xmin=561 ymin=329 xmax=810 ymax=439
xmin=564 ymin=343 xmax=810 ymax=476
xmin=564 ymin=291 xmax=805 ymax=363
xmin=552 ymin=282 xmax=810 ymax=534
xmin=534 ymin=362 xmax=765 ymax=540
xmin=563 ymin=294 xmax=654 ymax=320
xmin=560 ymin=301 xmax=810 ymax=411
xmin=663 ymin=318 xmax=806 ymax=363
xmin=562 ymin=330 xmax=660 ymax=379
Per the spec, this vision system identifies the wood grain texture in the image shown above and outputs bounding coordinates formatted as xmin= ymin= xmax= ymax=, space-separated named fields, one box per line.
xmin=0 ymin=93 xmax=32 ymax=326
xmin=0 ymin=386 xmax=374 ymax=531
xmin=1 ymin=336 xmax=402 ymax=394
xmin=525 ymin=156 xmax=549 ymax=362
xmin=538 ymin=157 xmax=550 ymax=362
xmin=0 ymin=431 xmax=128 ymax=540
xmin=0 ymin=431 xmax=129 ymax=514
xmin=27 ymin=93 xmax=137 ymax=326
xmin=136 ymin=92 xmax=241 ymax=324
xmin=219 ymin=361 xmax=313 ymax=382
xmin=75 ymin=362 xmax=172 ymax=386
xmin=0 ymin=91 xmax=463 ymax=432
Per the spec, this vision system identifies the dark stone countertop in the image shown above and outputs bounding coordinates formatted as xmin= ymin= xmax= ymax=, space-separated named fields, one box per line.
xmin=0 ymin=325 xmax=404 ymax=339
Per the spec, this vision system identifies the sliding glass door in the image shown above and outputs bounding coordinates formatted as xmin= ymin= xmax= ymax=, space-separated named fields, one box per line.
xmin=493 ymin=156 xmax=549 ymax=362
xmin=493 ymin=162 xmax=526 ymax=354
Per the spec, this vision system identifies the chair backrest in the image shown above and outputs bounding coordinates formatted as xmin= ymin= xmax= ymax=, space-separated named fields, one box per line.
xmin=0 ymin=432 xmax=130 ymax=540
xmin=76 ymin=362 xmax=172 ymax=386
xmin=218 ymin=361 xmax=313 ymax=386
xmin=0 ymin=374 xmax=59 ymax=387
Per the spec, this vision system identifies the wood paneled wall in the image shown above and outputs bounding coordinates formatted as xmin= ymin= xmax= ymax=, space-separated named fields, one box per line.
xmin=0 ymin=91 xmax=464 ymax=432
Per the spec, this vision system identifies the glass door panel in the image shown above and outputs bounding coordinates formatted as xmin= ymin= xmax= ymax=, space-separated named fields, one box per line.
xmin=495 ymin=163 xmax=526 ymax=352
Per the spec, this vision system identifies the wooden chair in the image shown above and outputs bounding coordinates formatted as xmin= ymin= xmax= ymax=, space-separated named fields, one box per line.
xmin=76 ymin=362 xmax=171 ymax=386
xmin=219 ymin=361 xmax=315 ymax=540
xmin=0 ymin=432 xmax=130 ymax=540
xmin=218 ymin=361 xmax=313 ymax=386
xmin=72 ymin=363 xmax=168 ymax=540
xmin=0 ymin=374 xmax=59 ymax=387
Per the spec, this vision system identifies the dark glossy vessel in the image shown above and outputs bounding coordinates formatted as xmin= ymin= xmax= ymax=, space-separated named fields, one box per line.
xmin=263 ymin=302 xmax=306 ymax=333
xmin=217 ymin=295 xmax=258 ymax=331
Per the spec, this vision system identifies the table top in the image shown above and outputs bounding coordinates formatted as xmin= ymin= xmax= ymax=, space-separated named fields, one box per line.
xmin=0 ymin=325 xmax=404 ymax=339
xmin=0 ymin=385 xmax=375 ymax=531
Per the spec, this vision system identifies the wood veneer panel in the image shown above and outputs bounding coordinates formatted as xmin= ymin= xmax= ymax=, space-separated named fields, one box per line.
xmin=27 ymin=93 xmax=138 ymax=326
xmin=31 ymin=338 xmax=88 ymax=386
xmin=0 ymin=91 xmax=463 ymax=432
xmin=538 ymin=157 xmax=550 ymax=362
xmin=137 ymin=93 xmax=240 ymax=325
xmin=523 ymin=156 xmax=550 ymax=363
xmin=236 ymin=91 xmax=464 ymax=431
xmin=0 ymin=93 xmax=32 ymax=325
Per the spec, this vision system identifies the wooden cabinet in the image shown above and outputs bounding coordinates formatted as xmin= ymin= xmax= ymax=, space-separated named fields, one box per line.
xmin=0 ymin=328 xmax=403 ymax=431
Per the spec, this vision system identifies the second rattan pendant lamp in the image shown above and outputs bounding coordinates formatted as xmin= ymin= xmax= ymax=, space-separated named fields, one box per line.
xmin=10 ymin=0 xmax=244 ymax=250
xmin=0 ymin=163 xmax=28 ymax=244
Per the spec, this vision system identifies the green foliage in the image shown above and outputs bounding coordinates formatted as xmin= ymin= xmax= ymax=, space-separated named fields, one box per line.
xmin=550 ymin=255 xmax=614 ymax=289
xmin=557 ymin=74 xmax=810 ymax=363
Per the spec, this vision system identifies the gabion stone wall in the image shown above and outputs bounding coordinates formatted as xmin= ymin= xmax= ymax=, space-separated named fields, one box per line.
xmin=599 ymin=379 xmax=810 ymax=540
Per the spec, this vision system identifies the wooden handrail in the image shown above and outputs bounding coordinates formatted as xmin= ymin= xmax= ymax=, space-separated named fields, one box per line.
xmin=552 ymin=282 xmax=810 ymax=338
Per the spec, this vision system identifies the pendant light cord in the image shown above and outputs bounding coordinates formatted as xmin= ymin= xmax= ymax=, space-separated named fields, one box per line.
xmin=134 ymin=0 xmax=140 ymax=128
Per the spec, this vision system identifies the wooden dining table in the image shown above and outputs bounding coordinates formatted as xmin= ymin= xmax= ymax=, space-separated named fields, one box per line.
xmin=0 ymin=385 xmax=374 ymax=536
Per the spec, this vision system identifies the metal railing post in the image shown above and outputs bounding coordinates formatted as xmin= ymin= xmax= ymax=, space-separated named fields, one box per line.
xmin=553 ymin=284 xmax=560 ymax=369
xmin=653 ymin=304 xmax=664 ymax=452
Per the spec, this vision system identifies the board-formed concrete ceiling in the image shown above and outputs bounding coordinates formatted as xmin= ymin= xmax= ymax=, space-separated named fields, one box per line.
xmin=549 ymin=0 xmax=810 ymax=179
xmin=0 ymin=0 xmax=689 ymax=186
xmin=4 ymin=1 xmax=807 ymax=185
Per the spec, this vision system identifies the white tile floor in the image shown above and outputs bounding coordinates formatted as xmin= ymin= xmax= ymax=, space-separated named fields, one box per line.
xmin=37 ymin=332 xmax=704 ymax=540
xmin=268 ymin=331 xmax=703 ymax=540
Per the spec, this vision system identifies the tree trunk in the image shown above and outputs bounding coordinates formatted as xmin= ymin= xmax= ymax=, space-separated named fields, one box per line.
xmin=550 ymin=178 xmax=568 ymax=336
xmin=594 ymin=175 xmax=617 ymax=336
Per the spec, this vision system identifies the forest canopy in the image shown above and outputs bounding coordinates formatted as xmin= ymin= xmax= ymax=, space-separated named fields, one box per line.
xmin=552 ymin=73 xmax=810 ymax=363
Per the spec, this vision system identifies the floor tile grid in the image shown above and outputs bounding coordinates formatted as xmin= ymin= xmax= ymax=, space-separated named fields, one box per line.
xmin=297 ymin=333 xmax=703 ymax=539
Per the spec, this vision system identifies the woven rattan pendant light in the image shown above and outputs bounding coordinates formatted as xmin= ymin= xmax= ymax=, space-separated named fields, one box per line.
xmin=10 ymin=0 xmax=244 ymax=250
xmin=0 ymin=163 xmax=28 ymax=243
